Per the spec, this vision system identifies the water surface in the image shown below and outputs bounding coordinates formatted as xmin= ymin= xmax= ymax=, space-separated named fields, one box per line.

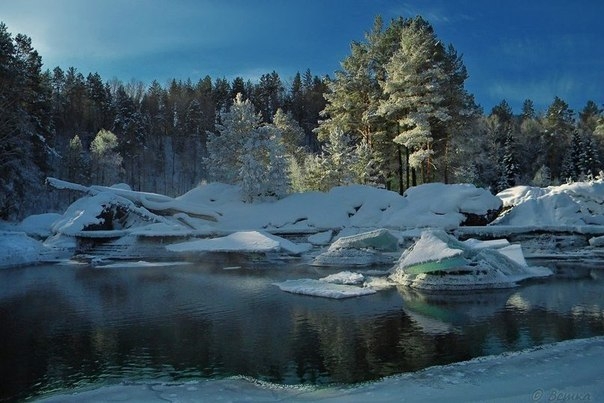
xmin=1 ymin=260 xmax=603 ymax=401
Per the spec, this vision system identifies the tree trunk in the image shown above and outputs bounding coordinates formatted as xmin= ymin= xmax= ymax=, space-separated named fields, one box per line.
xmin=397 ymin=145 xmax=404 ymax=195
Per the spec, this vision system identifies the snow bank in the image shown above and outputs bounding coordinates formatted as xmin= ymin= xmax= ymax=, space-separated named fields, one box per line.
xmin=15 ymin=213 xmax=62 ymax=238
xmin=495 ymin=181 xmax=604 ymax=226
xmin=51 ymin=178 xmax=501 ymax=236
xmin=0 ymin=232 xmax=42 ymax=268
xmin=37 ymin=336 xmax=604 ymax=402
xmin=390 ymin=230 xmax=552 ymax=290
xmin=166 ymin=231 xmax=281 ymax=253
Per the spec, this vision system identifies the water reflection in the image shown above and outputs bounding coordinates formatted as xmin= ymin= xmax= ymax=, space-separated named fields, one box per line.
xmin=1 ymin=262 xmax=603 ymax=401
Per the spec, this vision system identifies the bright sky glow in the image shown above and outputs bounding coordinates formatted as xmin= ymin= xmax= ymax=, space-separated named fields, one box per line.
xmin=1 ymin=0 xmax=602 ymax=113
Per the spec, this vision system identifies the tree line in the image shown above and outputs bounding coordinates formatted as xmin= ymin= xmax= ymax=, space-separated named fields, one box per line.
xmin=1 ymin=17 xmax=603 ymax=220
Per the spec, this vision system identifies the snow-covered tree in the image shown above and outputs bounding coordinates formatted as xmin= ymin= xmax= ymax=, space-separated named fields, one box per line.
xmin=351 ymin=139 xmax=382 ymax=186
xmin=239 ymin=125 xmax=289 ymax=202
xmin=379 ymin=17 xmax=450 ymax=186
xmin=532 ymin=165 xmax=552 ymax=187
xmin=206 ymin=93 xmax=289 ymax=202
xmin=561 ymin=130 xmax=601 ymax=182
xmin=205 ymin=93 xmax=261 ymax=184
xmin=90 ymin=129 xmax=123 ymax=185
xmin=272 ymin=108 xmax=305 ymax=158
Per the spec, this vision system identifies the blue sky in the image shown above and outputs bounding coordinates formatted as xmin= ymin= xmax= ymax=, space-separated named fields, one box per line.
xmin=1 ymin=0 xmax=602 ymax=113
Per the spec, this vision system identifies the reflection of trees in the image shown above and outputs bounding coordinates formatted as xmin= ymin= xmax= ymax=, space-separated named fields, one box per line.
xmin=3 ymin=264 xmax=604 ymax=401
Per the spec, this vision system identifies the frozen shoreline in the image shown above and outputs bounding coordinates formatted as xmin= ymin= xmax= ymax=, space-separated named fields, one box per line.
xmin=37 ymin=336 xmax=604 ymax=402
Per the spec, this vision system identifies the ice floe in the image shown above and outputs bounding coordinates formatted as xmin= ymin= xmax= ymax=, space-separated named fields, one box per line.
xmin=274 ymin=270 xmax=378 ymax=299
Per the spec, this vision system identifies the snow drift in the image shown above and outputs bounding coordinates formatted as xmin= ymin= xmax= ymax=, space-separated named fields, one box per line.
xmin=495 ymin=181 xmax=604 ymax=226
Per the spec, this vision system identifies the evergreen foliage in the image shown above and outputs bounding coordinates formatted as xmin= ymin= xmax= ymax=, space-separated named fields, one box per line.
xmin=0 ymin=20 xmax=602 ymax=217
xmin=89 ymin=129 xmax=123 ymax=185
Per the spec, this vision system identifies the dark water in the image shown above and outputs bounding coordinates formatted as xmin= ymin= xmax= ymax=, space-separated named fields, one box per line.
xmin=1 ymin=259 xmax=603 ymax=402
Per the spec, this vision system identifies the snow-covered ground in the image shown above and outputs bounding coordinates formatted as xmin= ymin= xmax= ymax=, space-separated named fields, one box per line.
xmin=37 ymin=336 xmax=604 ymax=402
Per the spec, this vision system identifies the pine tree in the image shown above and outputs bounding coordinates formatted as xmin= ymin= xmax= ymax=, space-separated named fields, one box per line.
xmin=205 ymin=93 xmax=261 ymax=184
xmin=497 ymin=131 xmax=519 ymax=192
xmin=543 ymin=96 xmax=574 ymax=180
xmin=379 ymin=17 xmax=450 ymax=186
xmin=272 ymin=108 xmax=305 ymax=158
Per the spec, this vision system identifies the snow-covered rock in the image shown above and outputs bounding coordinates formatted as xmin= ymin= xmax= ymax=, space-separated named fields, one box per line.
xmin=400 ymin=183 xmax=502 ymax=227
xmin=390 ymin=229 xmax=552 ymax=290
xmin=312 ymin=229 xmax=400 ymax=267
xmin=589 ymin=235 xmax=604 ymax=247
xmin=495 ymin=181 xmax=604 ymax=226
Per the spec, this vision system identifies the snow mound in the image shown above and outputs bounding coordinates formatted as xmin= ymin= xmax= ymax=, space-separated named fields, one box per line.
xmin=390 ymin=230 xmax=552 ymax=290
xmin=16 ymin=213 xmax=62 ymax=238
xmin=0 ymin=232 xmax=42 ymax=268
xmin=166 ymin=231 xmax=281 ymax=253
xmin=400 ymin=183 xmax=502 ymax=227
xmin=495 ymin=181 xmax=604 ymax=226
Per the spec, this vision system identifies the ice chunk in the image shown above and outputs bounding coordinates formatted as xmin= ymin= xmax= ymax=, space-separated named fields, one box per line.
xmin=330 ymin=228 xmax=399 ymax=252
xmin=274 ymin=279 xmax=376 ymax=299
xmin=308 ymin=230 xmax=333 ymax=245
xmin=312 ymin=229 xmax=400 ymax=267
xmin=390 ymin=229 xmax=552 ymax=290
xmin=398 ymin=230 xmax=464 ymax=269
xmin=320 ymin=271 xmax=365 ymax=285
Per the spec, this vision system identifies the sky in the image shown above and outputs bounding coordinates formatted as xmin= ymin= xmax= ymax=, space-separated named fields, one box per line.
xmin=1 ymin=0 xmax=602 ymax=114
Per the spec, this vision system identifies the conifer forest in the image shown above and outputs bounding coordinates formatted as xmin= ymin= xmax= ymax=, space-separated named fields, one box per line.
xmin=1 ymin=17 xmax=603 ymax=220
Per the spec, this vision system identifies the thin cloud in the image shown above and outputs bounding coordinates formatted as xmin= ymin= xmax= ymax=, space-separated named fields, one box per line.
xmin=487 ymin=75 xmax=580 ymax=111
